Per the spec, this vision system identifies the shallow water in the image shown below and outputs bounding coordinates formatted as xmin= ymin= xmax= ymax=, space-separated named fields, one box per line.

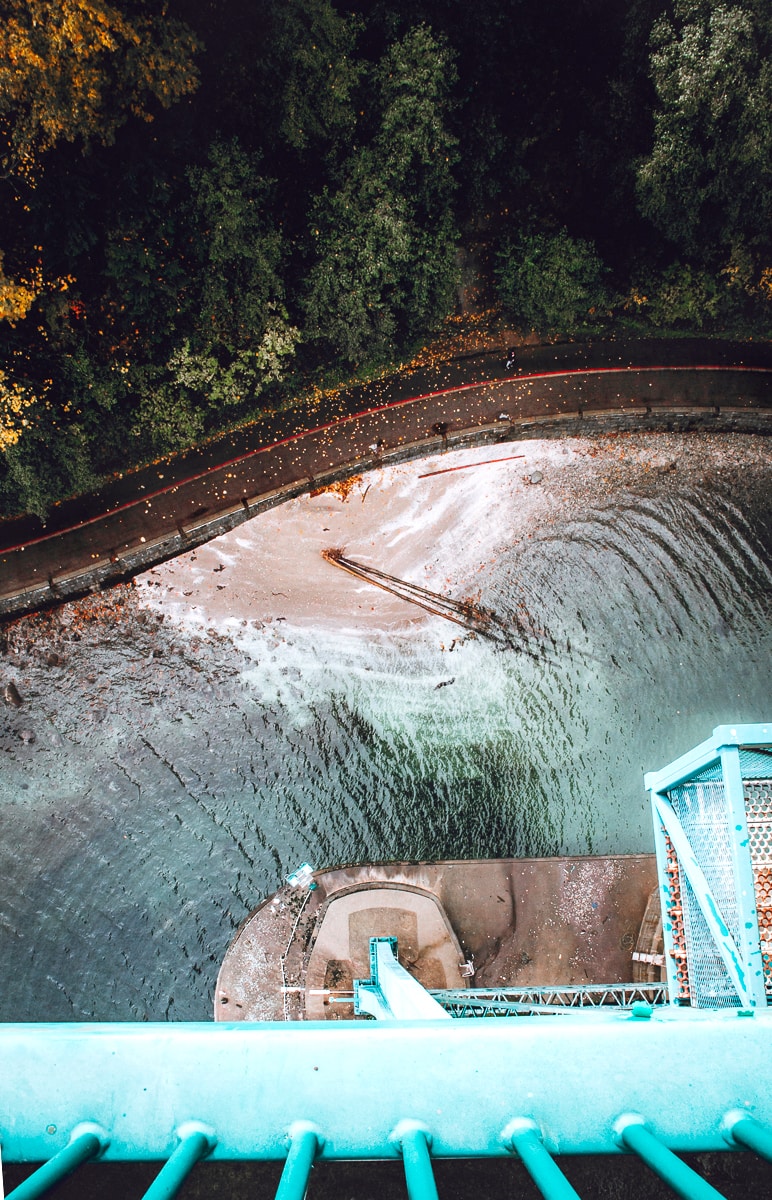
xmin=0 ymin=433 xmax=770 ymax=1020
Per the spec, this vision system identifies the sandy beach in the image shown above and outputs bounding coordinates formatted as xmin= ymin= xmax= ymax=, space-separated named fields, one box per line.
xmin=134 ymin=430 xmax=770 ymax=639
xmin=135 ymin=439 xmax=557 ymax=632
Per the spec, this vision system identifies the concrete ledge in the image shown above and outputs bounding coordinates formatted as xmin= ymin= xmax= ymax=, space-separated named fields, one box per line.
xmin=513 ymin=412 xmax=583 ymax=429
xmin=50 ymin=559 xmax=117 ymax=597
xmin=180 ymin=502 xmax=247 ymax=538
xmin=115 ymin=532 xmax=183 ymax=572
xmin=0 ymin=582 xmax=55 ymax=618
xmin=245 ymin=483 xmax=311 ymax=514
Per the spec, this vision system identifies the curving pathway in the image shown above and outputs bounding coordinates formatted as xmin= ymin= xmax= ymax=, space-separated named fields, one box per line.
xmin=0 ymin=337 xmax=770 ymax=619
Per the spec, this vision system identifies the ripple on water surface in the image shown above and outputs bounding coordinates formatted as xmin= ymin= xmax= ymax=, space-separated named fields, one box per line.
xmin=0 ymin=433 xmax=770 ymax=1019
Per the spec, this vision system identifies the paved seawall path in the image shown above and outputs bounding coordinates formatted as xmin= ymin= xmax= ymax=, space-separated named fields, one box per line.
xmin=1 ymin=337 xmax=770 ymax=619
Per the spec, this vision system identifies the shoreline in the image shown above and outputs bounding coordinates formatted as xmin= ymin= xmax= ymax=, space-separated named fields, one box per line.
xmin=2 ymin=342 xmax=770 ymax=622
xmin=134 ymin=430 xmax=771 ymax=638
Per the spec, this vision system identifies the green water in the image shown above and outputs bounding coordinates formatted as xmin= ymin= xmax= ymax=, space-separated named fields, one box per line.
xmin=0 ymin=437 xmax=770 ymax=1021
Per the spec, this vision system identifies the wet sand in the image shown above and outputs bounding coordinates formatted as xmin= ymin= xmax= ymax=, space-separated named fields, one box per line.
xmin=135 ymin=439 xmax=555 ymax=631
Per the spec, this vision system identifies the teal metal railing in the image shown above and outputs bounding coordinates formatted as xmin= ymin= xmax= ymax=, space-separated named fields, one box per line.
xmin=3 ymin=1126 xmax=108 ymax=1200
xmin=502 ymin=1120 xmax=582 ymax=1200
xmin=614 ymin=1116 xmax=727 ymax=1200
xmin=431 ymin=982 xmax=668 ymax=1016
xmin=2 ymin=1011 xmax=772 ymax=1199
xmin=274 ymin=1123 xmax=322 ymax=1200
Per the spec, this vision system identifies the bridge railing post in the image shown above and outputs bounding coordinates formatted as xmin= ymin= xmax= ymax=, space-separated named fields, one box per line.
xmin=501 ymin=1118 xmax=581 ymax=1200
xmin=141 ymin=1124 xmax=216 ymax=1200
xmin=6 ymin=1124 xmax=108 ymax=1200
xmin=614 ymin=1114 xmax=727 ymax=1200
xmin=391 ymin=1122 xmax=439 ymax=1200
xmin=275 ymin=1122 xmax=322 ymax=1200
xmin=722 ymin=1111 xmax=772 ymax=1162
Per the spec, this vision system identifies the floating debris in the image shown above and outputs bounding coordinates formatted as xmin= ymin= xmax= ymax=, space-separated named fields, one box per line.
xmin=3 ymin=681 xmax=23 ymax=707
xmin=418 ymin=453 xmax=525 ymax=479
xmin=322 ymin=549 xmax=547 ymax=657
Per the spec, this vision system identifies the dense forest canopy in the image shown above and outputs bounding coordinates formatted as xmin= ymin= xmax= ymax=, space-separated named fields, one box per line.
xmin=0 ymin=0 xmax=770 ymax=517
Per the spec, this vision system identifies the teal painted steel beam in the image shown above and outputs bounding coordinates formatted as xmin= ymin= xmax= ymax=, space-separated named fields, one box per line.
xmin=720 ymin=745 xmax=767 ymax=1006
xmin=275 ymin=1124 xmax=322 ymax=1200
xmin=503 ymin=1120 xmax=581 ymax=1199
xmin=711 ymin=725 xmax=772 ymax=753
xmin=141 ymin=1126 xmax=215 ymax=1200
xmin=615 ymin=1116 xmax=727 ymax=1200
xmin=354 ymin=938 xmax=451 ymax=1020
xmin=644 ymin=724 xmax=772 ymax=794
xmin=434 ymin=983 xmax=668 ymax=1004
xmin=1 ymin=1014 xmax=771 ymax=1161
xmin=6 ymin=1125 xmax=107 ymax=1200
xmin=393 ymin=1123 xmax=439 ymax=1200
xmin=723 ymin=1112 xmax=772 ymax=1161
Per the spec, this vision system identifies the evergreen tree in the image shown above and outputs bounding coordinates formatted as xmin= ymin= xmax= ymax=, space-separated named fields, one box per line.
xmin=636 ymin=0 xmax=772 ymax=260
xmin=303 ymin=24 xmax=458 ymax=364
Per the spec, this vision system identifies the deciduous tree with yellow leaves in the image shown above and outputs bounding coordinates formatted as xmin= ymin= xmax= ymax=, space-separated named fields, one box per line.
xmin=0 ymin=0 xmax=200 ymax=315
xmin=0 ymin=0 xmax=200 ymax=455
xmin=0 ymin=0 xmax=200 ymax=179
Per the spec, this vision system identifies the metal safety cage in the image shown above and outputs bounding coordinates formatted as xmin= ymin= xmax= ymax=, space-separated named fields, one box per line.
xmin=644 ymin=723 xmax=772 ymax=1009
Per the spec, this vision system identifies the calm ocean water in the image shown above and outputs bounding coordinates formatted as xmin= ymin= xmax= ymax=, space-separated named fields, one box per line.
xmin=0 ymin=435 xmax=770 ymax=1021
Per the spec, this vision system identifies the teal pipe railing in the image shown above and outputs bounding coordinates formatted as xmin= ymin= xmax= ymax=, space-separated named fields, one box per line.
xmin=615 ymin=1116 xmax=727 ymax=1200
xmin=275 ymin=1124 xmax=321 ymax=1200
xmin=393 ymin=1124 xmax=439 ymax=1200
xmin=141 ymin=1126 xmax=215 ymax=1200
xmin=6 ymin=1126 xmax=106 ymax=1200
xmin=1 ymin=1015 xmax=771 ymax=1199
xmin=725 ymin=1113 xmax=772 ymax=1162
xmin=5 ymin=1106 xmax=772 ymax=1200
xmin=504 ymin=1120 xmax=581 ymax=1200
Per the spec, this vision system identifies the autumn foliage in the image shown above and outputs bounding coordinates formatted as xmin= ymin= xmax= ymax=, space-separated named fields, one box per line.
xmin=0 ymin=0 xmax=200 ymax=178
